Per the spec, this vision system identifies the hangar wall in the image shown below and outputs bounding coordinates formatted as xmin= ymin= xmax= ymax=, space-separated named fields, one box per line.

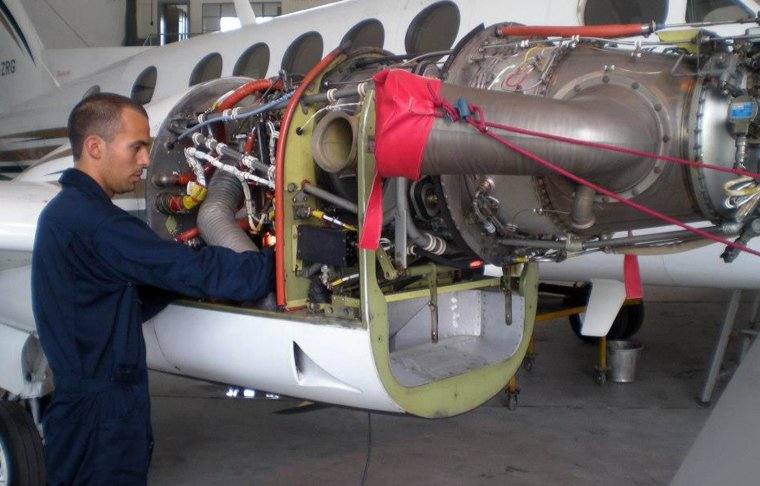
xmin=135 ymin=0 xmax=338 ymax=45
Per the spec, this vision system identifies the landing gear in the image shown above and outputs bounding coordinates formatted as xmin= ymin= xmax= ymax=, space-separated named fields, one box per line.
xmin=502 ymin=376 xmax=520 ymax=410
xmin=593 ymin=368 xmax=607 ymax=386
xmin=0 ymin=400 xmax=46 ymax=486
xmin=522 ymin=338 xmax=536 ymax=372
xmin=593 ymin=336 xmax=608 ymax=386
xmin=569 ymin=300 xmax=645 ymax=343
xmin=503 ymin=392 xmax=519 ymax=410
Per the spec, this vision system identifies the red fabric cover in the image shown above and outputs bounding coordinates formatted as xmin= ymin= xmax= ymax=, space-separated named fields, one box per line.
xmin=623 ymin=254 xmax=643 ymax=300
xmin=359 ymin=70 xmax=442 ymax=249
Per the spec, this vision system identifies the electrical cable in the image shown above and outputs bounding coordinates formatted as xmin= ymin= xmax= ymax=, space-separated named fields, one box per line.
xmin=360 ymin=412 xmax=372 ymax=486
xmin=177 ymin=91 xmax=293 ymax=140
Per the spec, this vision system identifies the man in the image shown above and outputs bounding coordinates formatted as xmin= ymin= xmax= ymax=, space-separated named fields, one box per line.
xmin=31 ymin=93 xmax=273 ymax=484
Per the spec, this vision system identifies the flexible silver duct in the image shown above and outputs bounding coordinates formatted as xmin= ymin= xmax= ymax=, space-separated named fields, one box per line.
xmin=198 ymin=171 xmax=259 ymax=253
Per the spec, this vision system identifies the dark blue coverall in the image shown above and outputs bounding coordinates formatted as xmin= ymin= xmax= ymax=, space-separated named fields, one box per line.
xmin=31 ymin=168 xmax=273 ymax=485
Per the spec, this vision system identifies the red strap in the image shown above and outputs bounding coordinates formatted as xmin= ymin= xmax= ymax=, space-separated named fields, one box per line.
xmin=623 ymin=255 xmax=643 ymax=300
xmin=360 ymin=174 xmax=384 ymax=250
xmin=359 ymin=70 xmax=442 ymax=249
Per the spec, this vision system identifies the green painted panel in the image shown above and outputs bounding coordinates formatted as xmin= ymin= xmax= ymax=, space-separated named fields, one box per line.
xmin=356 ymin=93 xmax=538 ymax=418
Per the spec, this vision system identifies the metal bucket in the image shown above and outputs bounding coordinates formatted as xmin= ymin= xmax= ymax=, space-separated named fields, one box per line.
xmin=607 ymin=340 xmax=643 ymax=383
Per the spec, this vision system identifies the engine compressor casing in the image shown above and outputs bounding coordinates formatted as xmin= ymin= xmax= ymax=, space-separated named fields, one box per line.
xmin=433 ymin=25 xmax=747 ymax=264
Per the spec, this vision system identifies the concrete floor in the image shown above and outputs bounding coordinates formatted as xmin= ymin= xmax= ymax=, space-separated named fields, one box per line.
xmin=146 ymin=291 xmax=750 ymax=485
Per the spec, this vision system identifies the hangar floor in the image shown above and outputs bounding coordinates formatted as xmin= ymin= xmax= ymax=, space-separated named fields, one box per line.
xmin=146 ymin=289 xmax=748 ymax=485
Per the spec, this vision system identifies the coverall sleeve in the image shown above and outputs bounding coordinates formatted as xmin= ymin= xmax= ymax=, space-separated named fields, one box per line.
xmin=92 ymin=214 xmax=274 ymax=301
xmin=138 ymin=285 xmax=176 ymax=322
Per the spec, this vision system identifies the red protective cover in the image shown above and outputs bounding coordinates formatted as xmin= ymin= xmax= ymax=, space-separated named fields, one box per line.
xmin=359 ymin=70 xmax=442 ymax=249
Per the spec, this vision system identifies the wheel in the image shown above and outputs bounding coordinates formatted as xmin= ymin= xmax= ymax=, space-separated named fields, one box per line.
xmin=593 ymin=369 xmax=607 ymax=386
xmin=522 ymin=356 xmax=534 ymax=372
xmin=502 ymin=393 xmax=519 ymax=410
xmin=569 ymin=302 xmax=646 ymax=343
xmin=0 ymin=401 xmax=46 ymax=486
xmin=615 ymin=302 xmax=645 ymax=339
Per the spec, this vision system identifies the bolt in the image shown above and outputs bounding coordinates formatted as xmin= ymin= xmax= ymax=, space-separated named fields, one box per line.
xmin=602 ymin=75 xmax=610 ymax=83
xmin=287 ymin=182 xmax=297 ymax=193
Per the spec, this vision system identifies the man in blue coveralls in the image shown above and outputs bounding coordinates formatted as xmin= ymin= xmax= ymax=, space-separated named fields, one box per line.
xmin=31 ymin=93 xmax=274 ymax=484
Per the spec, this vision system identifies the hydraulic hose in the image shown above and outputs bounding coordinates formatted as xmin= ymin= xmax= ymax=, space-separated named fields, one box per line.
xmin=571 ymin=185 xmax=596 ymax=230
xmin=216 ymin=78 xmax=281 ymax=111
xmin=177 ymin=92 xmax=293 ymax=141
xmin=197 ymin=171 xmax=259 ymax=253
xmin=497 ymin=23 xmax=655 ymax=39
xmin=396 ymin=177 xmax=444 ymax=253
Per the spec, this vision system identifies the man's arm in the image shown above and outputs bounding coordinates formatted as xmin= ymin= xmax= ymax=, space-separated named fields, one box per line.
xmin=138 ymin=285 xmax=175 ymax=322
xmin=92 ymin=214 xmax=273 ymax=302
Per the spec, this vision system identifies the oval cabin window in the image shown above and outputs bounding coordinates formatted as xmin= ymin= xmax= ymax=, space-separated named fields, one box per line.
xmin=405 ymin=1 xmax=460 ymax=55
xmin=234 ymin=43 xmax=270 ymax=78
xmin=131 ymin=66 xmax=157 ymax=105
xmin=281 ymin=32 xmax=324 ymax=77
xmin=189 ymin=53 xmax=223 ymax=86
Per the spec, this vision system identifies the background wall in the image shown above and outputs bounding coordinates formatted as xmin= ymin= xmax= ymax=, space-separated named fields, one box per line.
xmin=134 ymin=0 xmax=338 ymax=45
xmin=281 ymin=0 xmax=336 ymax=14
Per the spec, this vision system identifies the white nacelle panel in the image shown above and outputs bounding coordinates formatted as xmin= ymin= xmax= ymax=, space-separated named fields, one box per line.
xmin=146 ymin=303 xmax=402 ymax=413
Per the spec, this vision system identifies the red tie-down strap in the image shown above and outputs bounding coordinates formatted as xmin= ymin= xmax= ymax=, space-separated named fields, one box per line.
xmin=623 ymin=254 xmax=643 ymax=300
xmin=358 ymin=69 xmax=442 ymax=249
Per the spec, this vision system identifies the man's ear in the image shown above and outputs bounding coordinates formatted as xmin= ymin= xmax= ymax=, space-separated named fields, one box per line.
xmin=82 ymin=135 xmax=104 ymax=161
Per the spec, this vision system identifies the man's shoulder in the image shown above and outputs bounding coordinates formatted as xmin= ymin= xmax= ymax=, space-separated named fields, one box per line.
xmin=39 ymin=186 xmax=117 ymax=234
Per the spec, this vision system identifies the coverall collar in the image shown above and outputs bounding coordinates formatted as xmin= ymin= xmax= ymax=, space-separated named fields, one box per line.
xmin=59 ymin=168 xmax=112 ymax=202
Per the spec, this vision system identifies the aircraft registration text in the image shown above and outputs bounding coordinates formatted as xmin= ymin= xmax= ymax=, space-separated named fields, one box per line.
xmin=1 ymin=59 xmax=16 ymax=76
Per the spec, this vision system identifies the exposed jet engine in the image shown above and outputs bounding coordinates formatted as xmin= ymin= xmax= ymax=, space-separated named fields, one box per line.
xmin=143 ymin=24 xmax=760 ymax=416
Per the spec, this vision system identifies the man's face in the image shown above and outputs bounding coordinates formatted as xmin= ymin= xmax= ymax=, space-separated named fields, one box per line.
xmin=101 ymin=108 xmax=151 ymax=196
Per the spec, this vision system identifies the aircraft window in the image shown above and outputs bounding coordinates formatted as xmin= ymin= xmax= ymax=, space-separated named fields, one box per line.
xmin=342 ymin=19 xmax=385 ymax=49
xmin=83 ymin=85 xmax=100 ymax=99
xmin=234 ymin=43 xmax=270 ymax=78
xmin=405 ymin=1 xmax=460 ymax=55
xmin=686 ymin=0 xmax=753 ymax=22
xmin=582 ymin=0 xmax=668 ymax=25
xmin=281 ymin=32 xmax=323 ymax=77
xmin=189 ymin=53 xmax=223 ymax=86
xmin=131 ymin=66 xmax=158 ymax=105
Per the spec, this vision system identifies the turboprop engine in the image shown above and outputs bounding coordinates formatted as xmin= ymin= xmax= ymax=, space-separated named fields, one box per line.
xmin=141 ymin=23 xmax=760 ymax=416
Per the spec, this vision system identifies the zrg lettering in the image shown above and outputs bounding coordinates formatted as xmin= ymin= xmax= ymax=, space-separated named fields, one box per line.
xmin=1 ymin=59 xmax=16 ymax=76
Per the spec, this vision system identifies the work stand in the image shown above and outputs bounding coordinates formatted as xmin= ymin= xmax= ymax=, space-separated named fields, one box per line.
xmin=698 ymin=289 xmax=760 ymax=406
xmin=503 ymin=287 xmax=612 ymax=409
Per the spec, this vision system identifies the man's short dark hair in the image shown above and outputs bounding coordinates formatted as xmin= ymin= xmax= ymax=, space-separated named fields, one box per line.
xmin=67 ymin=93 xmax=148 ymax=160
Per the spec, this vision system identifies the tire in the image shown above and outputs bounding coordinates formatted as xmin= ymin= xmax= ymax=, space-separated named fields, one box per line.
xmin=0 ymin=401 xmax=46 ymax=486
xmin=569 ymin=302 xmax=646 ymax=343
